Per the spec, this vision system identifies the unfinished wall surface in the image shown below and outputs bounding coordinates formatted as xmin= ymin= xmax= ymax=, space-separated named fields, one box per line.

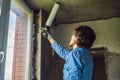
xmin=105 ymin=52 xmax=120 ymax=80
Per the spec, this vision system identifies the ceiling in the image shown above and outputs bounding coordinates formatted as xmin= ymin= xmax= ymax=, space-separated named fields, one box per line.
xmin=24 ymin=0 xmax=120 ymax=24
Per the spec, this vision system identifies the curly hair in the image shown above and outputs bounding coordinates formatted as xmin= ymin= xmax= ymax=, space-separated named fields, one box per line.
xmin=75 ymin=25 xmax=96 ymax=49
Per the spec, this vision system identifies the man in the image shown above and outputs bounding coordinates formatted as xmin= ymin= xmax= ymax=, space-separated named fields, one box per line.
xmin=42 ymin=25 xmax=96 ymax=80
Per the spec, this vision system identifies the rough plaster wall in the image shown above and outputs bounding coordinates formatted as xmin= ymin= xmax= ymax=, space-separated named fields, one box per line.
xmin=52 ymin=17 xmax=120 ymax=53
xmin=35 ymin=11 xmax=42 ymax=80
xmin=105 ymin=52 xmax=120 ymax=80
xmin=36 ymin=27 xmax=41 ymax=80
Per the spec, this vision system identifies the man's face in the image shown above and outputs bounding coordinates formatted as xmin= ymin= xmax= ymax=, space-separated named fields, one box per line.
xmin=69 ymin=33 xmax=78 ymax=47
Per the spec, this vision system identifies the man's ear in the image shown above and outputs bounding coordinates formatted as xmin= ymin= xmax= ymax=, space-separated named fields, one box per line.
xmin=76 ymin=36 xmax=80 ymax=40
xmin=75 ymin=36 xmax=80 ymax=41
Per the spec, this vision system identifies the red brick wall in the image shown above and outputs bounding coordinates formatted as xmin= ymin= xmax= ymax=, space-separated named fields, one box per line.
xmin=12 ymin=16 xmax=28 ymax=80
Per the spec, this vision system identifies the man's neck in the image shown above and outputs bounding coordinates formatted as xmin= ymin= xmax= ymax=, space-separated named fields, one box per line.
xmin=72 ymin=44 xmax=78 ymax=49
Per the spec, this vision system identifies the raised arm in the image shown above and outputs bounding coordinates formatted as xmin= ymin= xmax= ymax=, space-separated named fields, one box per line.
xmin=42 ymin=31 xmax=70 ymax=59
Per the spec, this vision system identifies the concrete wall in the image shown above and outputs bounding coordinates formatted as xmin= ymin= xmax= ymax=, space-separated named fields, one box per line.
xmin=52 ymin=17 xmax=120 ymax=53
xmin=105 ymin=52 xmax=120 ymax=80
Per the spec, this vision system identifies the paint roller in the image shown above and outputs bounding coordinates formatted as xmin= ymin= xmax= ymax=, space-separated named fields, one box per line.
xmin=41 ymin=3 xmax=60 ymax=32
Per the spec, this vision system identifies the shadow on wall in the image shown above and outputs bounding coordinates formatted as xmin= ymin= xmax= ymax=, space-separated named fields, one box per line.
xmin=91 ymin=47 xmax=107 ymax=80
xmin=105 ymin=52 xmax=120 ymax=80
xmin=91 ymin=47 xmax=120 ymax=80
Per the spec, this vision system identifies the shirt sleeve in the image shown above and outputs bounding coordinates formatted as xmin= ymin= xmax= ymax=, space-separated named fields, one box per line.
xmin=51 ymin=41 xmax=70 ymax=59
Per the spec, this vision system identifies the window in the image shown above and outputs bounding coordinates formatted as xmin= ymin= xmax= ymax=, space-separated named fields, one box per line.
xmin=4 ymin=0 xmax=33 ymax=80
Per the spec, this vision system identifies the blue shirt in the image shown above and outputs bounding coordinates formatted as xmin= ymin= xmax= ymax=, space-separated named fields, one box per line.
xmin=51 ymin=41 xmax=94 ymax=80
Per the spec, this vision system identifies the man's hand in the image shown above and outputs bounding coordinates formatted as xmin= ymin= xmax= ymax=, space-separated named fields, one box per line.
xmin=42 ymin=31 xmax=52 ymax=40
xmin=42 ymin=27 xmax=55 ymax=44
